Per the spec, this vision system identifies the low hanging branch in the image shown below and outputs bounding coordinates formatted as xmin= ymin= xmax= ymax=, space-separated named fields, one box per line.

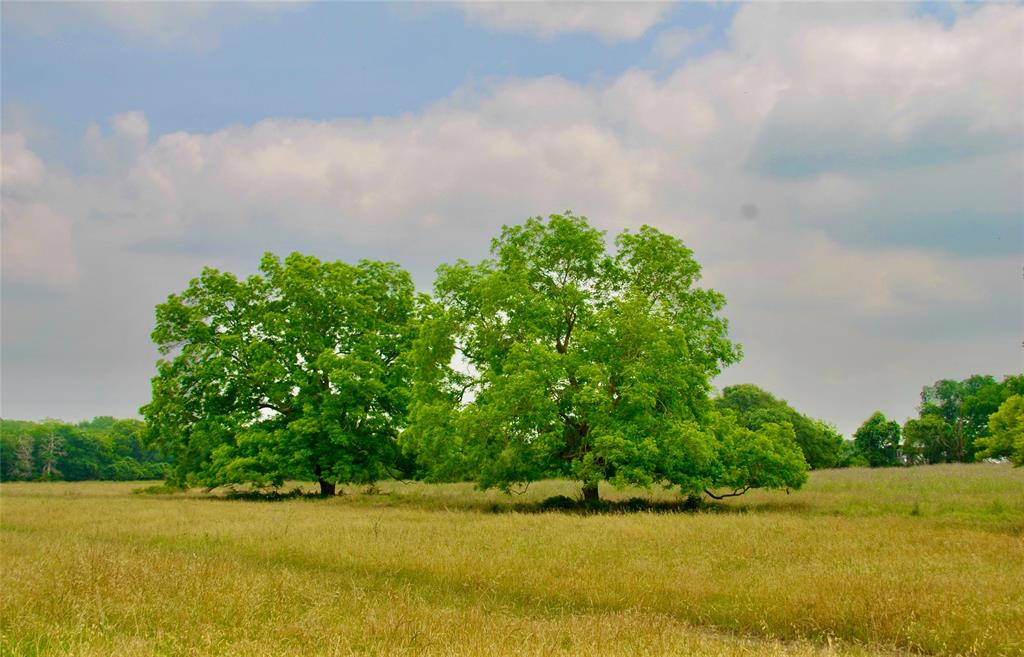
xmin=703 ymin=485 xmax=751 ymax=500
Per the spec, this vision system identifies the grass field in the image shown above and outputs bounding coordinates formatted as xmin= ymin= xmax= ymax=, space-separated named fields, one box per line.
xmin=2 ymin=464 xmax=1022 ymax=657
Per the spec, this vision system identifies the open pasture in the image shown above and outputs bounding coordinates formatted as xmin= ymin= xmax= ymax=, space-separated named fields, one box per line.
xmin=2 ymin=464 xmax=1022 ymax=657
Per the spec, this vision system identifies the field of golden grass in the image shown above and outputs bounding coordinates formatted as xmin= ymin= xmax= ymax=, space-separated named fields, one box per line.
xmin=2 ymin=463 xmax=1022 ymax=657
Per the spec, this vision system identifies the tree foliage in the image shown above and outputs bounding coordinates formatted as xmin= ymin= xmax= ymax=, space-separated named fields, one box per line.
xmin=0 ymin=417 xmax=168 ymax=482
xmin=919 ymin=375 xmax=1011 ymax=462
xmin=853 ymin=412 xmax=902 ymax=467
xmin=714 ymin=384 xmax=843 ymax=469
xmin=847 ymin=374 xmax=1020 ymax=468
xmin=703 ymin=415 xmax=809 ymax=498
xmin=141 ymin=253 xmax=417 ymax=495
xmin=403 ymin=212 xmax=807 ymax=500
xmin=974 ymin=395 xmax=1024 ymax=465
xmin=836 ymin=440 xmax=870 ymax=468
xmin=902 ymin=415 xmax=956 ymax=464
xmin=886 ymin=374 xmax=1022 ymax=464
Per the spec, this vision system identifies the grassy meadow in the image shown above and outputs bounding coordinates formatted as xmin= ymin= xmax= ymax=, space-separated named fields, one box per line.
xmin=1 ymin=463 xmax=1022 ymax=657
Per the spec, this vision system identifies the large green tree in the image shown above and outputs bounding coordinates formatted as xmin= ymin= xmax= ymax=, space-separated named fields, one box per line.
xmin=142 ymin=252 xmax=416 ymax=495
xmin=853 ymin=412 xmax=902 ymax=467
xmin=714 ymin=384 xmax=843 ymax=469
xmin=404 ymin=212 xmax=807 ymax=501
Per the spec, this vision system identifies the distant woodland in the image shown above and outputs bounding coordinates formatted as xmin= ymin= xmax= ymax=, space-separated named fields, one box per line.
xmin=0 ymin=417 xmax=169 ymax=482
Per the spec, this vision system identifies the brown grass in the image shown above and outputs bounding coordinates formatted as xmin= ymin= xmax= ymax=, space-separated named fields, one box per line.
xmin=1 ymin=463 xmax=1022 ymax=656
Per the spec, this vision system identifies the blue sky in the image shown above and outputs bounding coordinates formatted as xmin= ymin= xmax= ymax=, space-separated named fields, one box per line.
xmin=2 ymin=1 xmax=1022 ymax=434
xmin=3 ymin=2 xmax=734 ymax=164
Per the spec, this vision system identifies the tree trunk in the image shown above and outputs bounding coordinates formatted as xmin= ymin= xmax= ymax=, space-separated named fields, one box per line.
xmin=581 ymin=482 xmax=599 ymax=504
xmin=318 ymin=478 xmax=336 ymax=497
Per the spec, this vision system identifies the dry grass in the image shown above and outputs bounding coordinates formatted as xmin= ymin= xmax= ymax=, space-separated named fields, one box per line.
xmin=1 ymin=464 xmax=1022 ymax=657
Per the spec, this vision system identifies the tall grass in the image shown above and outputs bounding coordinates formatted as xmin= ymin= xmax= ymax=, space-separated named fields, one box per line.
xmin=1 ymin=464 xmax=1022 ymax=656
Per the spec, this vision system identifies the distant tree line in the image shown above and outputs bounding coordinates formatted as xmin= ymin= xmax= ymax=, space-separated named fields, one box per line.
xmin=850 ymin=374 xmax=1024 ymax=468
xmin=0 ymin=417 xmax=170 ymax=482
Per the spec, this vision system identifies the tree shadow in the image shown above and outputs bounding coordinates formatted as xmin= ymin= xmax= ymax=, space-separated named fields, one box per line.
xmin=487 ymin=494 xmax=718 ymax=515
xmin=134 ymin=484 xmax=320 ymax=502
xmin=219 ymin=487 xmax=320 ymax=502
xmin=137 ymin=483 xmax=809 ymax=516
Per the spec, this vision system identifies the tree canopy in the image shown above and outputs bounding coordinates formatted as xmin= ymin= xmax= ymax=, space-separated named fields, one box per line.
xmin=889 ymin=374 xmax=1023 ymax=464
xmin=974 ymin=395 xmax=1024 ymax=466
xmin=918 ymin=375 xmax=1015 ymax=462
xmin=403 ymin=212 xmax=807 ymax=501
xmin=714 ymin=384 xmax=843 ymax=469
xmin=0 ymin=417 xmax=168 ymax=482
xmin=853 ymin=412 xmax=902 ymax=467
xmin=844 ymin=374 xmax=1022 ymax=468
xmin=902 ymin=415 xmax=955 ymax=465
xmin=141 ymin=252 xmax=417 ymax=495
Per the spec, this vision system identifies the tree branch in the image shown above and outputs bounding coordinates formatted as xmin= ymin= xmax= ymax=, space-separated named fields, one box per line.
xmin=703 ymin=485 xmax=751 ymax=500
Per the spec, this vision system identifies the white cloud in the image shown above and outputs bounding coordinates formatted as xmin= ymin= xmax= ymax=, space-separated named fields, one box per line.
xmin=2 ymin=4 xmax=1022 ymax=431
xmin=1 ymin=200 xmax=78 ymax=291
xmin=84 ymin=112 xmax=151 ymax=172
xmin=1 ymin=134 xmax=77 ymax=290
xmin=714 ymin=233 xmax=985 ymax=316
xmin=460 ymin=1 xmax=673 ymax=42
xmin=1 ymin=133 xmax=45 ymax=189
xmin=735 ymin=3 xmax=1024 ymax=175
xmin=651 ymin=25 xmax=710 ymax=61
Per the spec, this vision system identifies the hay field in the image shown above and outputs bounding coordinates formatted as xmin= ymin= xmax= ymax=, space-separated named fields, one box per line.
xmin=2 ymin=464 xmax=1022 ymax=657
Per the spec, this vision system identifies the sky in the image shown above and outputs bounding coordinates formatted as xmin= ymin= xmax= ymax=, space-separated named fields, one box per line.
xmin=1 ymin=1 xmax=1022 ymax=436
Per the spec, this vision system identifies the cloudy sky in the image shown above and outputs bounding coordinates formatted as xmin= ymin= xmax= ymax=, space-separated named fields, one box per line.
xmin=2 ymin=1 xmax=1021 ymax=435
